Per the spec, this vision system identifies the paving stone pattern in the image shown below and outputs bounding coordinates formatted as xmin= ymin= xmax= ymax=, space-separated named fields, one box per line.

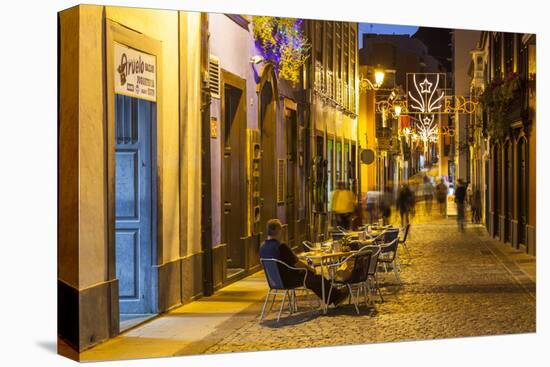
xmin=205 ymin=221 xmax=536 ymax=354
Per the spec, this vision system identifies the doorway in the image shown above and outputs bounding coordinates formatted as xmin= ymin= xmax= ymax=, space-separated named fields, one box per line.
xmin=492 ymin=143 xmax=500 ymax=237
xmin=285 ymin=106 xmax=297 ymax=249
xmin=221 ymin=74 xmax=247 ymax=277
xmin=114 ymin=95 xmax=157 ymax=328
xmin=259 ymin=79 xmax=277 ymax=239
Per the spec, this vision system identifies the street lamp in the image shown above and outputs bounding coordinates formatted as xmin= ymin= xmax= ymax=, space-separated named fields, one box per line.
xmin=359 ymin=67 xmax=386 ymax=91
xmin=394 ymin=105 xmax=402 ymax=117
xmin=374 ymin=69 xmax=385 ymax=88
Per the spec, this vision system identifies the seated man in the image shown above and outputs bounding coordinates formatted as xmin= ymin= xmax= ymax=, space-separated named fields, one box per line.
xmin=259 ymin=219 xmax=349 ymax=306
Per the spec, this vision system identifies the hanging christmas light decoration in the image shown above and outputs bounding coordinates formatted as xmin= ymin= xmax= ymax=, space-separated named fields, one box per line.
xmin=407 ymin=73 xmax=445 ymax=145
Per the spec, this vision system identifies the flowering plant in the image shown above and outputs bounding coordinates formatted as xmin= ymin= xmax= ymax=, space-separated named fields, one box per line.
xmin=252 ymin=17 xmax=310 ymax=85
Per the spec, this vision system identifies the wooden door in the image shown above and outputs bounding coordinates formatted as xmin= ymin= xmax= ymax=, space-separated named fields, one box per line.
xmin=115 ymin=95 xmax=155 ymax=315
xmin=221 ymin=77 xmax=246 ymax=272
xmin=259 ymin=81 xmax=277 ymax=238
xmin=285 ymin=107 xmax=297 ymax=248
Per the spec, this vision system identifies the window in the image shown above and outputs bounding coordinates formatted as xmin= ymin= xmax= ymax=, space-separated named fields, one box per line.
xmin=492 ymin=33 xmax=502 ymax=78
xmin=327 ymin=139 xmax=334 ymax=194
xmin=504 ymin=33 xmax=514 ymax=75
xmin=315 ymin=21 xmax=323 ymax=63
xmin=325 ymin=22 xmax=333 ymax=73
xmin=335 ymin=23 xmax=342 ymax=80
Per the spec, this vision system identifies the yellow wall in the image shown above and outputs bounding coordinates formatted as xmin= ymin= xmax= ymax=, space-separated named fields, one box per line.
xmin=62 ymin=5 xmax=204 ymax=289
xmin=105 ymin=6 xmax=184 ymax=264
xmin=357 ymin=65 xmax=377 ymax=195
xmin=72 ymin=5 xmax=107 ymax=288
xmin=179 ymin=12 xmax=203 ymax=257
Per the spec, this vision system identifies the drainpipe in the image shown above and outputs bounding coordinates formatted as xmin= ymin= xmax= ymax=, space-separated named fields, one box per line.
xmin=200 ymin=13 xmax=214 ymax=296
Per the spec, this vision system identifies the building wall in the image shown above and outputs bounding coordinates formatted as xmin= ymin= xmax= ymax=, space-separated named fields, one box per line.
xmin=58 ymin=5 xmax=204 ymax=353
xmin=454 ymin=30 xmax=481 ymax=182
xmin=358 ymin=65 xmax=377 ymax=195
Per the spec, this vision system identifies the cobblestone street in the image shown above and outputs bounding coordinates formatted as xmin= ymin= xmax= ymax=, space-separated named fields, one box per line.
xmin=203 ymin=218 xmax=536 ymax=354
xmin=80 ymin=207 xmax=536 ymax=361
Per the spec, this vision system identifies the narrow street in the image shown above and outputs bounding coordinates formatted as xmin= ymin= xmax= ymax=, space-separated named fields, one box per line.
xmin=81 ymin=205 xmax=535 ymax=361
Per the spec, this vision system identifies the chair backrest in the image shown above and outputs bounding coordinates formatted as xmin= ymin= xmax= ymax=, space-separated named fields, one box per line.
xmin=347 ymin=251 xmax=372 ymax=284
xmin=302 ymin=240 xmax=314 ymax=252
xmin=365 ymin=246 xmax=382 ymax=276
xmin=260 ymin=259 xmax=285 ymax=290
xmin=401 ymin=223 xmax=410 ymax=243
xmin=383 ymin=228 xmax=400 ymax=243
xmin=380 ymin=237 xmax=399 ymax=256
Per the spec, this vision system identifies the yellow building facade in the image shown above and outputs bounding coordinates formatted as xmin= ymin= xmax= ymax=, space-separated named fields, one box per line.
xmin=58 ymin=5 xmax=205 ymax=353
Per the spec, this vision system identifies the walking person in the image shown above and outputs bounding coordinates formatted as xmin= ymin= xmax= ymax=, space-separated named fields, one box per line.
xmin=435 ymin=178 xmax=448 ymax=217
xmin=365 ymin=191 xmax=377 ymax=225
xmin=472 ymin=188 xmax=482 ymax=223
xmin=329 ymin=181 xmax=357 ymax=230
xmin=424 ymin=179 xmax=434 ymax=214
xmin=379 ymin=188 xmax=392 ymax=226
xmin=455 ymin=179 xmax=467 ymax=232
xmin=396 ymin=184 xmax=413 ymax=226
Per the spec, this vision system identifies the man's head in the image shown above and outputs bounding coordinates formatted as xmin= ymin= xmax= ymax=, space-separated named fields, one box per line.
xmin=266 ymin=219 xmax=283 ymax=240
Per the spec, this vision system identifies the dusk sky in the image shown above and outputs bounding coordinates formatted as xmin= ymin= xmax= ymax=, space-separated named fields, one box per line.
xmin=358 ymin=23 xmax=419 ymax=48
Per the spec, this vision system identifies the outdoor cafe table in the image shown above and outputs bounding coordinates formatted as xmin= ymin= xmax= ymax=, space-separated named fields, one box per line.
xmin=298 ymin=238 xmax=377 ymax=314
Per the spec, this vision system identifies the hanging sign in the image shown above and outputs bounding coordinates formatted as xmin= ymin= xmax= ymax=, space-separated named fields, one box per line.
xmin=114 ymin=42 xmax=156 ymax=101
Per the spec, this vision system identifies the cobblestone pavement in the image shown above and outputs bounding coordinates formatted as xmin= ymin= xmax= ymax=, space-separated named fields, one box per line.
xmin=204 ymin=215 xmax=536 ymax=354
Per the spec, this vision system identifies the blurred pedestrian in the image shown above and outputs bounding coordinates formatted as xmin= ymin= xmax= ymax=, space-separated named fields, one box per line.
xmin=424 ymin=178 xmax=434 ymax=214
xmin=455 ymin=179 xmax=467 ymax=232
xmin=380 ymin=188 xmax=392 ymax=226
xmin=472 ymin=188 xmax=482 ymax=223
xmin=330 ymin=181 xmax=357 ymax=230
xmin=396 ymin=184 xmax=414 ymax=226
xmin=435 ymin=178 xmax=448 ymax=217
xmin=365 ymin=191 xmax=377 ymax=225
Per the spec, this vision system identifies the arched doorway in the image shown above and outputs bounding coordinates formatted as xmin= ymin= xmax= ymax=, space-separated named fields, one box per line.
xmin=517 ymin=136 xmax=528 ymax=246
xmin=492 ymin=142 xmax=500 ymax=238
xmin=258 ymin=66 xmax=278 ymax=239
xmin=503 ymin=140 xmax=513 ymax=242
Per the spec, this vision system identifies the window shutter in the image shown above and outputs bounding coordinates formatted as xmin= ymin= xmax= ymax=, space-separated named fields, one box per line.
xmin=208 ymin=55 xmax=221 ymax=99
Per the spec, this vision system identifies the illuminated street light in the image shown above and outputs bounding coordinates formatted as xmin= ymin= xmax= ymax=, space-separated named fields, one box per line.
xmin=394 ymin=105 xmax=402 ymax=117
xmin=374 ymin=69 xmax=385 ymax=88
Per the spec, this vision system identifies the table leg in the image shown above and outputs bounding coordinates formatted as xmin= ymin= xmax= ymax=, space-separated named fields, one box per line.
xmin=320 ymin=263 xmax=327 ymax=314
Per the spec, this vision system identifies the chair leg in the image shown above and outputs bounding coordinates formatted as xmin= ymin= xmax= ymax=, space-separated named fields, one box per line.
xmin=375 ymin=276 xmax=385 ymax=302
xmin=277 ymin=291 xmax=288 ymax=322
xmin=349 ymin=284 xmax=360 ymax=315
xmin=393 ymin=261 xmax=401 ymax=284
xmin=266 ymin=292 xmax=277 ymax=314
xmin=260 ymin=290 xmax=272 ymax=321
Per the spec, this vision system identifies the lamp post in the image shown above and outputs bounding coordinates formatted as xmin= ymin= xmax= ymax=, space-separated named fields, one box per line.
xmin=359 ymin=68 xmax=385 ymax=91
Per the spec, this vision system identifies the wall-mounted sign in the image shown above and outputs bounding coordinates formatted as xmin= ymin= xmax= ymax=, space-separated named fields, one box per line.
xmin=360 ymin=149 xmax=375 ymax=165
xmin=114 ymin=42 xmax=156 ymax=101
xmin=210 ymin=117 xmax=218 ymax=138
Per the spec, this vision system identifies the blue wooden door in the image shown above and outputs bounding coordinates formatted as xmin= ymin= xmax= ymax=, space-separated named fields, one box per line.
xmin=115 ymin=94 xmax=156 ymax=315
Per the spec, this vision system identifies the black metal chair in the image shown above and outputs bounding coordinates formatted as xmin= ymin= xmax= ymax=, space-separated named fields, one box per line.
xmin=326 ymin=251 xmax=373 ymax=314
xmin=378 ymin=236 xmax=402 ymax=284
xmin=259 ymin=258 xmax=313 ymax=322
xmin=399 ymin=223 xmax=412 ymax=262
xmin=359 ymin=245 xmax=384 ymax=304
